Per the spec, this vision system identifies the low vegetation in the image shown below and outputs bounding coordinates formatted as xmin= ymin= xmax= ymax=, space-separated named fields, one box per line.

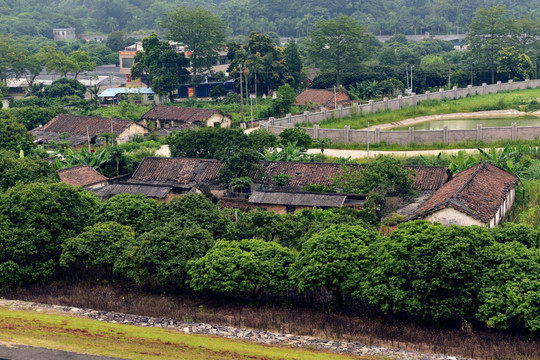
xmin=0 ymin=308 xmax=365 ymax=360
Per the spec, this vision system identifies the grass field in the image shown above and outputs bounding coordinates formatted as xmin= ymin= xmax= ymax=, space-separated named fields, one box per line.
xmin=309 ymin=88 xmax=540 ymax=130
xmin=0 ymin=308 xmax=376 ymax=360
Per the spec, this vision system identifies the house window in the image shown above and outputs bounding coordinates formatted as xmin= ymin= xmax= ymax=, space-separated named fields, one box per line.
xmin=148 ymin=94 xmax=154 ymax=101
xmin=122 ymin=58 xmax=134 ymax=69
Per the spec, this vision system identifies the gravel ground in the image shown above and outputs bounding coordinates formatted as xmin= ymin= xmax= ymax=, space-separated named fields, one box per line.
xmin=0 ymin=299 xmax=470 ymax=360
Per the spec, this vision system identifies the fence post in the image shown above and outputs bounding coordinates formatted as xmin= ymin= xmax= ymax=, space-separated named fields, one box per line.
xmin=453 ymin=86 xmax=458 ymax=99
xmin=338 ymin=105 xmax=343 ymax=118
xmin=322 ymin=107 xmax=327 ymax=120
xmin=383 ymin=97 xmax=389 ymax=110
xmin=443 ymin=125 xmax=449 ymax=145
xmin=368 ymin=100 xmax=374 ymax=113
xmin=425 ymin=90 xmax=431 ymax=101
xmin=344 ymin=126 xmax=350 ymax=143
xmin=512 ymin=122 xmax=517 ymax=140
xmin=314 ymin=124 xmax=319 ymax=139
xmin=410 ymin=93 xmax=417 ymax=106
xmin=409 ymin=127 xmax=415 ymax=144
xmin=476 ymin=124 xmax=483 ymax=141
xmin=398 ymin=95 xmax=403 ymax=108
xmin=508 ymin=79 xmax=514 ymax=90
xmin=439 ymin=88 xmax=444 ymax=100
xmin=375 ymin=127 xmax=381 ymax=145
xmin=304 ymin=111 xmax=310 ymax=123
xmin=482 ymin=83 xmax=487 ymax=95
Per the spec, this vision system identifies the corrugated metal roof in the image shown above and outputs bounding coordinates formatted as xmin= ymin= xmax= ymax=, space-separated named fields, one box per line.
xmin=95 ymin=183 xmax=172 ymax=199
xmin=99 ymin=88 xmax=154 ymax=97
xmin=249 ymin=191 xmax=346 ymax=207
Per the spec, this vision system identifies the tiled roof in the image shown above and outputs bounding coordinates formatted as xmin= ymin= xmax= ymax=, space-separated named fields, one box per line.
xmin=254 ymin=161 xmax=358 ymax=187
xmin=249 ymin=191 xmax=346 ymax=207
xmin=130 ymin=157 xmax=449 ymax=191
xmin=59 ymin=164 xmax=109 ymax=187
xmin=34 ymin=114 xmax=137 ymax=137
xmin=402 ymin=166 xmax=451 ymax=191
xmin=414 ymin=163 xmax=518 ymax=224
xmin=141 ymin=106 xmax=220 ymax=122
xmin=295 ymin=88 xmax=351 ymax=108
xmin=129 ymin=157 xmax=224 ymax=186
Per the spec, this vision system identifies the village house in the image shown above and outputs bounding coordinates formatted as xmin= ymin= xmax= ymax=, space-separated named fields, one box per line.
xmin=94 ymin=157 xmax=225 ymax=201
xmin=140 ymin=106 xmax=231 ymax=131
xmin=31 ymin=114 xmax=148 ymax=145
xmin=295 ymin=88 xmax=352 ymax=110
xmin=96 ymin=157 xmax=451 ymax=214
xmin=411 ymin=162 xmax=518 ymax=227
xmin=58 ymin=164 xmax=109 ymax=189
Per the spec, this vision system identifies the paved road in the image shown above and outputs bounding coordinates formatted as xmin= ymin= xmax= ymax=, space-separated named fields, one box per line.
xmin=156 ymin=144 xmax=482 ymax=159
xmin=0 ymin=344 xmax=124 ymax=360
xmin=306 ymin=147 xmax=482 ymax=159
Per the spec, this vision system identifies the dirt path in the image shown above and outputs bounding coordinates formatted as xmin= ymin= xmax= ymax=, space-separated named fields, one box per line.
xmin=307 ymin=147 xmax=483 ymax=159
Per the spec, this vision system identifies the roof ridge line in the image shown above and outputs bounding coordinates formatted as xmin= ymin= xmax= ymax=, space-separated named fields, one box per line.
xmin=451 ymin=162 xmax=487 ymax=200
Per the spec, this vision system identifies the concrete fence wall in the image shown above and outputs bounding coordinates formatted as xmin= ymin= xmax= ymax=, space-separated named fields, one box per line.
xmin=261 ymin=79 xmax=540 ymax=145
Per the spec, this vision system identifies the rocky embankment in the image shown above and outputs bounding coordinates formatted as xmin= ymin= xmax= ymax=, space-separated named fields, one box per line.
xmin=0 ymin=299 xmax=470 ymax=360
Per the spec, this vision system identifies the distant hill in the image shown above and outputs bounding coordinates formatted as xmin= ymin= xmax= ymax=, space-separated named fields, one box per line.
xmin=0 ymin=0 xmax=537 ymax=38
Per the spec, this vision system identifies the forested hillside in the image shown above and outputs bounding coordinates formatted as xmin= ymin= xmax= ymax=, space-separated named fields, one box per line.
xmin=0 ymin=0 xmax=538 ymax=37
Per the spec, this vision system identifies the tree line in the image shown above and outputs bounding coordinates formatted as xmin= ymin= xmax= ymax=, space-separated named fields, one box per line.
xmin=0 ymin=153 xmax=538 ymax=332
xmin=0 ymin=0 xmax=538 ymax=37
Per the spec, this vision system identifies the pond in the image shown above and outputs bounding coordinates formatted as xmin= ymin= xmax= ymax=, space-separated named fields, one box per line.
xmin=391 ymin=116 xmax=540 ymax=131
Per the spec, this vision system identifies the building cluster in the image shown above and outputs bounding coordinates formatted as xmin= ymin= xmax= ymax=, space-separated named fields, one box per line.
xmin=58 ymin=155 xmax=517 ymax=228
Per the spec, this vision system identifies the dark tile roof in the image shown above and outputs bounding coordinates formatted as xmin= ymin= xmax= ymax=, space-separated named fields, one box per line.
xmin=59 ymin=164 xmax=109 ymax=187
xmin=33 ymin=114 xmax=137 ymax=138
xmin=130 ymin=157 xmax=449 ymax=192
xmin=94 ymin=183 xmax=172 ymax=199
xmin=403 ymin=166 xmax=451 ymax=191
xmin=254 ymin=161 xmax=358 ymax=187
xmin=129 ymin=157 xmax=224 ymax=186
xmin=413 ymin=163 xmax=518 ymax=224
xmin=141 ymin=106 xmax=220 ymax=122
xmin=249 ymin=191 xmax=346 ymax=207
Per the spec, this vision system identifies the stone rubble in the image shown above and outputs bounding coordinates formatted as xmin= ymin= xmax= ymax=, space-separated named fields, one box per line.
xmin=0 ymin=299 xmax=470 ymax=360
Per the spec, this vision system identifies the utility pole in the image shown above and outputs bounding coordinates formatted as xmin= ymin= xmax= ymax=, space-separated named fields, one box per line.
xmin=411 ymin=65 xmax=415 ymax=93
xmin=239 ymin=65 xmax=244 ymax=123
xmin=367 ymin=120 xmax=370 ymax=158
xmin=334 ymin=86 xmax=337 ymax=109
xmin=448 ymin=65 xmax=452 ymax=88
xmin=86 ymin=127 xmax=91 ymax=152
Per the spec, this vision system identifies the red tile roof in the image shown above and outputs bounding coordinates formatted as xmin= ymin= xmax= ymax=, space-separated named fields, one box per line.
xmin=414 ymin=163 xmax=518 ymax=224
xmin=403 ymin=165 xmax=451 ymax=191
xmin=295 ymin=88 xmax=351 ymax=109
xmin=141 ymin=106 xmax=220 ymax=123
xmin=59 ymin=164 xmax=109 ymax=187
xmin=34 ymin=114 xmax=137 ymax=137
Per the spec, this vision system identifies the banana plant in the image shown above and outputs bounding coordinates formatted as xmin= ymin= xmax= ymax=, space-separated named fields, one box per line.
xmin=64 ymin=147 xmax=111 ymax=170
xmin=448 ymin=150 xmax=478 ymax=173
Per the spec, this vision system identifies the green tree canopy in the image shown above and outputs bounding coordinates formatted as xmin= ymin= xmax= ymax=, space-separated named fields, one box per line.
xmin=0 ymin=150 xmax=59 ymax=190
xmin=291 ymin=224 xmax=378 ymax=306
xmin=97 ymin=193 xmax=157 ymax=235
xmin=162 ymin=8 xmax=226 ymax=87
xmin=60 ymin=221 xmax=135 ymax=281
xmin=168 ymin=127 xmax=252 ymax=159
xmin=115 ymin=221 xmax=214 ymax=288
xmin=477 ymin=241 xmax=540 ymax=331
xmin=357 ymin=221 xmax=493 ymax=320
xmin=0 ymin=112 xmax=35 ymax=153
xmin=155 ymin=193 xmax=230 ymax=239
xmin=307 ymin=15 xmax=369 ymax=87
xmin=0 ymin=183 xmax=99 ymax=288
xmin=188 ymin=239 xmax=295 ymax=301
xmin=131 ymin=33 xmax=190 ymax=100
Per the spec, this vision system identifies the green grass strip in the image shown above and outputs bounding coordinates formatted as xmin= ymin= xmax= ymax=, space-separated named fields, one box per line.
xmin=0 ymin=308 xmax=374 ymax=360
